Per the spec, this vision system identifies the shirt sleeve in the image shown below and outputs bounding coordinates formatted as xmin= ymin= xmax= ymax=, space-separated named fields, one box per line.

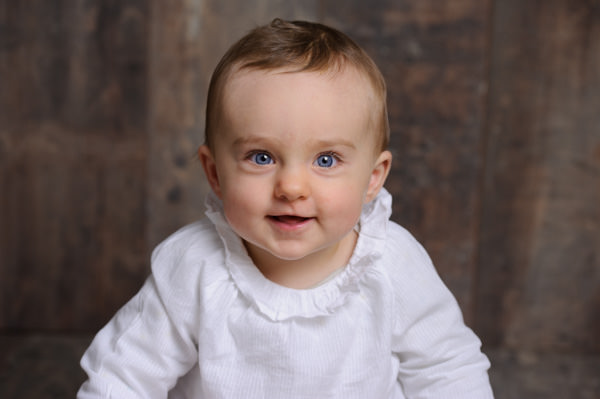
xmin=77 ymin=274 xmax=198 ymax=398
xmin=388 ymin=226 xmax=494 ymax=399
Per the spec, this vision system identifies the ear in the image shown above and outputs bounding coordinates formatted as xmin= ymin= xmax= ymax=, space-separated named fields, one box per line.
xmin=198 ymin=145 xmax=223 ymax=198
xmin=364 ymin=150 xmax=392 ymax=203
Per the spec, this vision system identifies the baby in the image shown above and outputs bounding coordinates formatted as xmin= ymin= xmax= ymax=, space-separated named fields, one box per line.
xmin=78 ymin=19 xmax=494 ymax=398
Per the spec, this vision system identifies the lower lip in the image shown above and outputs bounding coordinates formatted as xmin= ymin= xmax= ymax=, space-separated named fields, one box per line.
xmin=267 ymin=216 xmax=314 ymax=232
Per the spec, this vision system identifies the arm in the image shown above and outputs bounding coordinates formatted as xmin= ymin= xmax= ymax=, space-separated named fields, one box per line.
xmin=77 ymin=275 xmax=198 ymax=398
xmin=388 ymin=227 xmax=494 ymax=398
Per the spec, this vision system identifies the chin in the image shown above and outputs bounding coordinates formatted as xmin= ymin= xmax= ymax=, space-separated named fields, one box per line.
xmin=267 ymin=249 xmax=313 ymax=262
xmin=258 ymin=243 xmax=324 ymax=263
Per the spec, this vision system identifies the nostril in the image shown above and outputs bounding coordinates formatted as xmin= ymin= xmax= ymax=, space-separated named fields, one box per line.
xmin=274 ymin=180 xmax=310 ymax=201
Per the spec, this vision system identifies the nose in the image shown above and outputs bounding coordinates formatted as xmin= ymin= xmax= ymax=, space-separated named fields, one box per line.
xmin=274 ymin=165 xmax=310 ymax=201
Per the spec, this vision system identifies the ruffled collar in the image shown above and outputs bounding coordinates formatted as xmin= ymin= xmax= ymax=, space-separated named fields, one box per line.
xmin=204 ymin=189 xmax=392 ymax=321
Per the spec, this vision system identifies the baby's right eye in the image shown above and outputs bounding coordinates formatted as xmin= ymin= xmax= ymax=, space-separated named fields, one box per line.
xmin=250 ymin=152 xmax=273 ymax=165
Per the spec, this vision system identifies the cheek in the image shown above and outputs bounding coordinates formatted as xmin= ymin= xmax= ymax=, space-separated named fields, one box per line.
xmin=319 ymin=189 xmax=365 ymax=226
xmin=220 ymin=180 xmax=267 ymax=230
xmin=222 ymin=198 xmax=255 ymax=241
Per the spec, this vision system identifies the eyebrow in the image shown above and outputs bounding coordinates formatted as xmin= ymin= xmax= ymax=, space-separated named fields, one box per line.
xmin=232 ymin=135 xmax=357 ymax=150
xmin=313 ymin=139 xmax=357 ymax=150
xmin=232 ymin=136 xmax=278 ymax=148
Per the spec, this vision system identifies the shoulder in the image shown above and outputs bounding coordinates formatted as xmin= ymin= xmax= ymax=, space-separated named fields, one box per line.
xmin=150 ymin=218 xmax=228 ymax=300
xmin=382 ymin=221 xmax=433 ymax=270
xmin=377 ymin=221 xmax=448 ymax=299
xmin=152 ymin=218 xmax=222 ymax=261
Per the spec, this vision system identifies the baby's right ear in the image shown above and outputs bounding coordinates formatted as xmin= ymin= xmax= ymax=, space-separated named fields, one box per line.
xmin=198 ymin=145 xmax=222 ymax=198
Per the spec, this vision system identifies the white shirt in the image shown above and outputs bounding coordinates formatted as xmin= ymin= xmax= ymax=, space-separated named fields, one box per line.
xmin=78 ymin=189 xmax=494 ymax=398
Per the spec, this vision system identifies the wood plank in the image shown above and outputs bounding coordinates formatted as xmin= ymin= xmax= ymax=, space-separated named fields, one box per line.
xmin=321 ymin=0 xmax=492 ymax=321
xmin=0 ymin=334 xmax=91 ymax=398
xmin=0 ymin=1 xmax=150 ymax=331
xmin=487 ymin=350 xmax=600 ymax=399
xmin=476 ymin=0 xmax=600 ymax=352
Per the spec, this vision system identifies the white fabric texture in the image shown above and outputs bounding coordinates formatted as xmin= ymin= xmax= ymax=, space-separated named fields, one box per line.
xmin=78 ymin=189 xmax=494 ymax=398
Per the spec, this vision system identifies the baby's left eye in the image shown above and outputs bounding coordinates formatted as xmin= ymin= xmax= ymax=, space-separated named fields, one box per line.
xmin=315 ymin=154 xmax=337 ymax=168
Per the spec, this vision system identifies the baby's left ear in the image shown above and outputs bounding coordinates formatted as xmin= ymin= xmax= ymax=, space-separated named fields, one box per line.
xmin=365 ymin=150 xmax=392 ymax=203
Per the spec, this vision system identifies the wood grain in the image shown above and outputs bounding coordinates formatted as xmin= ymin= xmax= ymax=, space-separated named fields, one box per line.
xmin=0 ymin=1 xmax=150 ymax=330
xmin=475 ymin=0 xmax=600 ymax=352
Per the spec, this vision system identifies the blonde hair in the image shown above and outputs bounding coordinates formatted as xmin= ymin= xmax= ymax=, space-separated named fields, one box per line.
xmin=204 ymin=18 xmax=389 ymax=152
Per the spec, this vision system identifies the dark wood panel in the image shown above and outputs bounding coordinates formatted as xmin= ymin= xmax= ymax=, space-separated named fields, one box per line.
xmin=487 ymin=349 xmax=600 ymax=399
xmin=0 ymin=0 xmax=148 ymax=133
xmin=476 ymin=0 xmax=600 ymax=352
xmin=0 ymin=334 xmax=90 ymax=398
xmin=0 ymin=1 xmax=150 ymax=331
xmin=321 ymin=0 xmax=492 ymax=321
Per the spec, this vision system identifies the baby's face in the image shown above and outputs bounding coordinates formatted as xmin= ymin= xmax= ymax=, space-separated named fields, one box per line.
xmin=200 ymin=66 xmax=390 ymax=267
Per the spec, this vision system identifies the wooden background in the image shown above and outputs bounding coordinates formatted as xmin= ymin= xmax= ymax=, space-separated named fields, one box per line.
xmin=1 ymin=0 xmax=599 ymax=397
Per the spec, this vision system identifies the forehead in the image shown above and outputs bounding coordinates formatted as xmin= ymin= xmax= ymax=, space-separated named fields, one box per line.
xmin=223 ymin=63 xmax=374 ymax=100
xmin=217 ymin=66 xmax=378 ymax=143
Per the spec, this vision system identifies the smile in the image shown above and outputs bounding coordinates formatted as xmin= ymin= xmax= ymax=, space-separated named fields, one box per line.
xmin=267 ymin=215 xmax=314 ymax=230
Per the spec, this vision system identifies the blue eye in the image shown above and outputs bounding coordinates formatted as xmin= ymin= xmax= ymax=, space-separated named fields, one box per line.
xmin=251 ymin=152 xmax=273 ymax=165
xmin=315 ymin=153 xmax=337 ymax=168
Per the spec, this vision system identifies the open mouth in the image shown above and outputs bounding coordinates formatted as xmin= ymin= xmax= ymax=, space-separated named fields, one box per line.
xmin=268 ymin=215 xmax=312 ymax=224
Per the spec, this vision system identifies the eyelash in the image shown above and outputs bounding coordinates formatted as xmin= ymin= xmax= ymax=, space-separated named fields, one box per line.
xmin=247 ymin=151 xmax=274 ymax=165
xmin=314 ymin=152 xmax=340 ymax=168
xmin=244 ymin=150 xmax=342 ymax=168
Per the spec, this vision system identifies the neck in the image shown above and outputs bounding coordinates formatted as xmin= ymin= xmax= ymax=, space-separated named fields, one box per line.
xmin=244 ymin=230 xmax=358 ymax=289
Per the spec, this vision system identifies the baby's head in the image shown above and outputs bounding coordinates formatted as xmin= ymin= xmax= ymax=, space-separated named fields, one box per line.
xmin=199 ymin=19 xmax=392 ymax=284
xmin=204 ymin=18 xmax=389 ymax=154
